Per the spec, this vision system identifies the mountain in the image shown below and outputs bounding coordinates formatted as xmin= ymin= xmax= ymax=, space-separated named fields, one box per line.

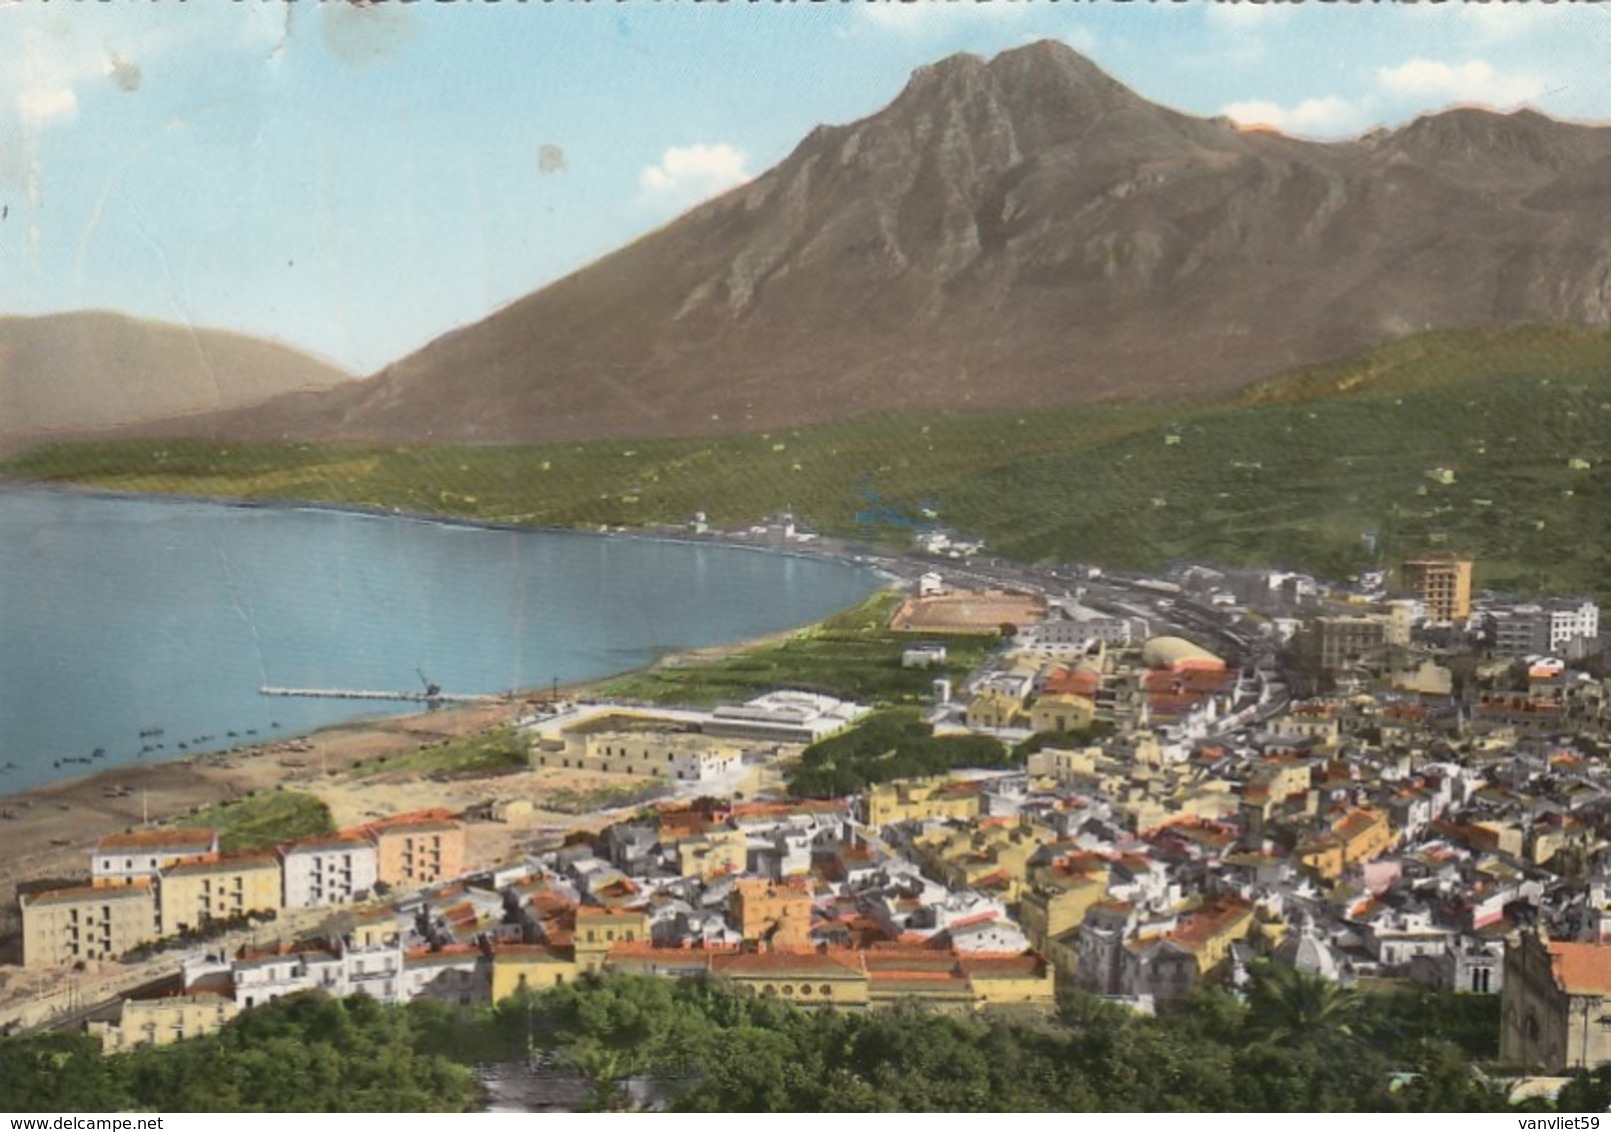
xmin=131 ymin=42 xmax=1611 ymax=444
xmin=0 ymin=312 xmax=351 ymax=454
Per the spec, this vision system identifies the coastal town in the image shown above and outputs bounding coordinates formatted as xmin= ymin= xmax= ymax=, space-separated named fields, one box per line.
xmin=5 ymin=534 xmax=1611 ymax=1088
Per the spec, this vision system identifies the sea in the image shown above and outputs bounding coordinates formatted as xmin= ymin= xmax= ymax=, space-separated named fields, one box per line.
xmin=0 ymin=488 xmax=880 ymax=796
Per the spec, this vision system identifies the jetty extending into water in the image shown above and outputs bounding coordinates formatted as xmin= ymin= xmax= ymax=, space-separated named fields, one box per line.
xmin=259 ymin=686 xmax=506 ymax=705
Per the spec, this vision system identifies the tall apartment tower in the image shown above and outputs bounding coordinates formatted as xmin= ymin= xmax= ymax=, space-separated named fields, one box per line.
xmin=1401 ymin=555 xmax=1474 ymax=623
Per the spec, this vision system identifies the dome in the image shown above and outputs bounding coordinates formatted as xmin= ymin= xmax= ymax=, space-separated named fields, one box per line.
xmin=1141 ymin=635 xmax=1223 ymax=671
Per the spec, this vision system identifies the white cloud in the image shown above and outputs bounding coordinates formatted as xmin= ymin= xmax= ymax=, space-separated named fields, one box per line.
xmin=1220 ymin=95 xmax=1365 ymax=139
xmin=16 ymin=83 xmax=77 ymax=126
xmin=1375 ymin=58 xmax=1545 ymax=108
xmin=1060 ymin=27 xmax=1099 ymax=56
xmin=639 ymin=143 xmax=751 ymax=204
xmin=854 ymin=0 xmax=1032 ymax=37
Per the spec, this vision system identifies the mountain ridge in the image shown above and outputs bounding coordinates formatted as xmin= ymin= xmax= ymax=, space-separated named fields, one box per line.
xmin=23 ymin=41 xmax=1611 ymax=448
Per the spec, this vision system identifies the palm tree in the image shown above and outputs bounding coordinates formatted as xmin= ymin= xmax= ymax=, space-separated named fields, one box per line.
xmin=1244 ymin=959 xmax=1364 ymax=1049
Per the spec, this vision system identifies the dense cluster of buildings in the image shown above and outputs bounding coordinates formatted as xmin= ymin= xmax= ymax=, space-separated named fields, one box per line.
xmin=19 ymin=813 xmax=466 ymax=968
xmin=20 ymin=550 xmax=1611 ymax=1079
xmin=82 ymin=797 xmax=1054 ymax=1052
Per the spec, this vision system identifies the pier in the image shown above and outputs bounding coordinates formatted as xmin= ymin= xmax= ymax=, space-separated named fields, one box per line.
xmin=259 ymin=686 xmax=507 ymax=705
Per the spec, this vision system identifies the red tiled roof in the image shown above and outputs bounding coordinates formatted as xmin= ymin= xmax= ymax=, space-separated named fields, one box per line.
xmin=956 ymin=954 xmax=1045 ymax=978
xmin=96 ymin=828 xmax=216 ymax=853
xmin=1550 ymin=941 xmax=1611 ymax=996
xmin=709 ymin=950 xmax=866 ymax=978
xmin=576 ymin=905 xmax=644 ymax=919
xmin=489 ymin=943 xmax=571 ymax=962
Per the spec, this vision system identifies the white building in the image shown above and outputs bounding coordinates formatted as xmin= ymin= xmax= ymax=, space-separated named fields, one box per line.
xmin=214 ymin=937 xmax=406 ymax=1008
xmin=1487 ymin=599 xmax=1601 ymax=658
xmin=91 ymin=829 xmax=219 ymax=887
xmin=280 ymin=837 xmax=379 ymax=909
xmin=703 ymin=691 xmax=870 ymax=745
xmin=1016 ymin=601 xmax=1134 ymax=656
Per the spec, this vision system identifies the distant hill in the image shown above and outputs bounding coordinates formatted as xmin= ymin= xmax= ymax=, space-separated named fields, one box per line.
xmin=0 ymin=312 xmax=351 ymax=454
xmin=11 ymin=326 xmax=1611 ymax=602
xmin=179 ymin=39 xmax=1611 ymax=445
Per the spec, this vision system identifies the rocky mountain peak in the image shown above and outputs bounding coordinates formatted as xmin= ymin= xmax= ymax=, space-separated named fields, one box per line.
xmin=141 ymin=44 xmax=1611 ymax=447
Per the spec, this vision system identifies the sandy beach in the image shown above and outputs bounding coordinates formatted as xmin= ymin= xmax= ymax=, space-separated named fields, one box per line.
xmin=0 ymin=616 xmax=818 ymax=965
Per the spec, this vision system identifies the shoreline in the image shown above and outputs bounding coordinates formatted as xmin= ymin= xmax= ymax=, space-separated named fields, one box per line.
xmin=0 ymin=599 xmax=891 ymax=964
xmin=0 ymin=473 xmax=905 ymax=968
xmin=0 ymin=475 xmax=879 ymax=571
xmin=0 ymin=476 xmax=894 ymax=800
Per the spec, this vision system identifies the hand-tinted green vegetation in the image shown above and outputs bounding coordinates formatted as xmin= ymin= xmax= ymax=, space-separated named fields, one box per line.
xmin=347 ymin=724 xmax=528 ymax=780
xmin=0 ymin=993 xmax=476 ymax=1112
xmin=0 ymin=969 xmax=1551 ymax=1112
xmin=174 ymin=789 xmax=333 ymax=854
xmin=7 ymin=325 xmax=1611 ymax=599
xmin=959 ymin=326 xmax=1611 ymax=598
xmin=600 ymin=591 xmax=996 ymax=708
xmin=1012 ymin=724 xmax=1115 ymax=758
xmin=498 ymin=967 xmax=1523 ymax=1112
xmin=787 ymin=707 xmax=1012 ymax=797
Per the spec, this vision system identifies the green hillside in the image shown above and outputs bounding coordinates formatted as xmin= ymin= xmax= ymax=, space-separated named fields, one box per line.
xmin=6 ymin=324 xmax=1611 ymax=600
xmin=958 ymin=325 xmax=1611 ymax=595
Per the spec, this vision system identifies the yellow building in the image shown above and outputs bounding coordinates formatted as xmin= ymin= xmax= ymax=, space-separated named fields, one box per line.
xmin=1019 ymin=862 xmax=1109 ymax=952
xmin=966 ymin=689 xmax=1026 ymax=730
xmin=158 ymin=854 xmax=282 ymax=938
xmin=957 ymin=953 xmax=1057 ymax=1009
xmin=573 ymin=906 xmax=649 ymax=973
xmin=1171 ymin=896 xmax=1255 ymax=975
xmin=708 ymin=950 xmax=872 ymax=1008
xmin=20 ymin=881 xmax=159 ymax=969
xmin=913 ymin=819 xmax=1051 ymax=902
xmin=1402 ymin=555 xmax=1474 ymax=622
xmin=534 ymin=717 xmax=742 ymax=781
xmin=730 ymin=880 xmax=813 ymax=947
xmin=87 ymin=987 xmax=239 ymax=1052
xmin=489 ymin=798 xmax=533 ymax=824
xmin=862 ymin=777 xmax=982 ymax=827
xmin=1028 ymin=746 xmax=1101 ymax=788
xmin=676 ymin=825 xmax=747 ymax=880
xmin=348 ymin=906 xmax=404 ymax=949
xmin=1029 ymin=694 xmax=1097 ymax=735
xmin=490 ymin=944 xmax=578 ymax=1002
xmin=1297 ymin=807 xmax=1396 ymax=882
xmin=1249 ymin=756 xmax=1314 ymax=806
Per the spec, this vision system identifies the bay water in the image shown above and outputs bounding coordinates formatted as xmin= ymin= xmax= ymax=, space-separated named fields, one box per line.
xmin=0 ymin=489 xmax=878 ymax=795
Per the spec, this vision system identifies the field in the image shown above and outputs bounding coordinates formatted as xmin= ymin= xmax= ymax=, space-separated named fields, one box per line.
xmin=174 ymin=790 xmax=334 ymax=854
xmin=960 ymin=326 xmax=1611 ymax=596
xmin=344 ymin=725 xmax=529 ymax=780
xmin=598 ymin=592 xmax=1000 ymax=708
xmin=8 ymin=324 xmax=1611 ymax=600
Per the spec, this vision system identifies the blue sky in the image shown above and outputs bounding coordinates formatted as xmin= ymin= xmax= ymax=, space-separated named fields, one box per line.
xmin=2 ymin=1 xmax=1608 ymax=374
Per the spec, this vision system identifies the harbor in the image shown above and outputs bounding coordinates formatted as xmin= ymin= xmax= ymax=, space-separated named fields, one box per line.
xmin=259 ymin=686 xmax=510 ymax=706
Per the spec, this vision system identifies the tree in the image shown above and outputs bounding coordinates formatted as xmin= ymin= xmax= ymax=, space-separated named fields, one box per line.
xmin=1244 ymin=960 xmax=1365 ymax=1049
